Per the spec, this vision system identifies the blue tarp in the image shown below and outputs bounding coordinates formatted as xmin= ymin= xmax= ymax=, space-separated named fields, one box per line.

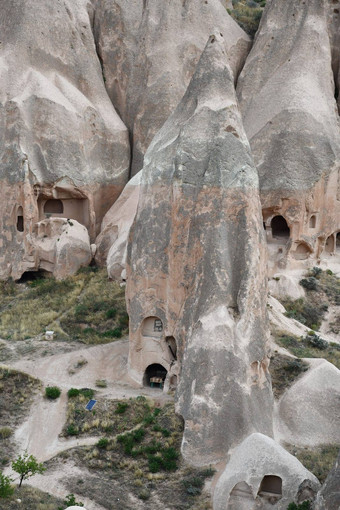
xmin=85 ymin=399 xmax=97 ymax=411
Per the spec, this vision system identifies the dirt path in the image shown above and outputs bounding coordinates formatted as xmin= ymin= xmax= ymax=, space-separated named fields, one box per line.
xmin=4 ymin=338 xmax=170 ymax=509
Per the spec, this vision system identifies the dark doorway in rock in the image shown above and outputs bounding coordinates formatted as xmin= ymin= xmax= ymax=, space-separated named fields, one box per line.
xmin=309 ymin=215 xmax=316 ymax=228
xmin=336 ymin=232 xmax=340 ymax=251
xmin=227 ymin=481 xmax=254 ymax=509
xmin=166 ymin=336 xmax=177 ymax=360
xmin=16 ymin=269 xmax=52 ymax=283
xmin=325 ymin=235 xmax=335 ymax=253
xmin=271 ymin=216 xmax=290 ymax=238
xmin=44 ymin=199 xmax=63 ymax=214
xmin=16 ymin=206 xmax=24 ymax=232
xmin=143 ymin=364 xmax=167 ymax=388
xmin=258 ymin=475 xmax=282 ymax=496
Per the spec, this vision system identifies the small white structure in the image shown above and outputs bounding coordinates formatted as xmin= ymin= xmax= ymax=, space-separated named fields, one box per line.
xmin=45 ymin=330 xmax=54 ymax=340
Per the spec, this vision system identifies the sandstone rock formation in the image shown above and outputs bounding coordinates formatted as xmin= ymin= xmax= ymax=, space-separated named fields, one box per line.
xmin=274 ymin=359 xmax=340 ymax=446
xmin=213 ymin=433 xmax=320 ymax=510
xmin=35 ymin=218 xmax=92 ymax=280
xmin=126 ymin=32 xmax=273 ymax=466
xmin=95 ymin=171 xmax=141 ymax=280
xmin=237 ymin=0 xmax=340 ymax=272
xmin=315 ymin=451 xmax=340 ymax=510
xmin=0 ymin=0 xmax=130 ymax=280
xmin=94 ymin=0 xmax=251 ymax=175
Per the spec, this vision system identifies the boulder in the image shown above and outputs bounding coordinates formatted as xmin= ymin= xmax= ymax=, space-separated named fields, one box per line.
xmin=94 ymin=0 xmax=250 ymax=175
xmin=275 ymin=359 xmax=340 ymax=446
xmin=237 ymin=0 xmax=340 ymax=270
xmin=126 ymin=32 xmax=273 ymax=466
xmin=268 ymin=274 xmax=305 ymax=301
xmin=315 ymin=451 xmax=340 ymax=510
xmin=0 ymin=0 xmax=130 ymax=280
xmin=213 ymin=433 xmax=320 ymax=510
xmin=34 ymin=218 xmax=92 ymax=279
xmin=95 ymin=171 xmax=142 ymax=279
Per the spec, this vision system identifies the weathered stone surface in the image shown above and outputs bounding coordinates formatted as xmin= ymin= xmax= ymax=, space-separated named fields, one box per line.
xmin=268 ymin=273 xmax=305 ymax=301
xmin=95 ymin=171 xmax=141 ymax=280
xmin=34 ymin=218 xmax=92 ymax=280
xmin=126 ymin=33 xmax=272 ymax=466
xmin=237 ymin=0 xmax=340 ymax=272
xmin=274 ymin=359 xmax=340 ymax=446
xmin=0 ymin=0 xmax=130 ymax=280
xmin=213 ymin=433 xmax=320 ymax=510
xmin=94 ymin=0 xmax=250 ymax=175
xmin=315 ymin=451 xmax=340 ymax=510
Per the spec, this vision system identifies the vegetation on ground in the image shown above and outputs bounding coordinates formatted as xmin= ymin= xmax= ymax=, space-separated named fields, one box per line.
xmin=269 ymin=353 xmax=309 ymax=399
xmin=0 ymin=268 xmax=128 ymax=344
xmin=285 ymin=444 xmax=339 ymax=483
xmin=12 ymin=452 xmax=45 ymax=487
xmin=0 ymin=367 xmax=41 ymax=467
xmin=0 ymin=473 xmax=13 ymax=498
xmin=282 ymin=268 xmax=340 ymax=331
xmin=0 ymin=486 xmax=63 ymax=509
xmin=227 ymin=0 xmax=265 ymax=37
xmin=287 ymin=502 xmax=311 ymax=510
xmin=274 ymin=333 xmax=340 ymax=370
xmin=51 ymin=401 xmax=214 ymax=510
xmin=45 ymin=386 xmax=61 ymax=400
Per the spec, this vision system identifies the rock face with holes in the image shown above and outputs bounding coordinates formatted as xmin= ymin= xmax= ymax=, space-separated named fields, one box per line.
xmin=213 ymin=433 xmax=320 ymax=510
xmin=94 ymin=0 xmax=250 ymax=176
xmin=237 ymin=0 xmax=340 ymax=272
xmin=274 ymin=359 xmax=340 ymax=447
xmin=126 ymin=33 xmax=273 ymax=465
xmin=0 ymin=0 xmax=130 ymax=280
xmin=95 ymin=171 xmax=142 ymax=280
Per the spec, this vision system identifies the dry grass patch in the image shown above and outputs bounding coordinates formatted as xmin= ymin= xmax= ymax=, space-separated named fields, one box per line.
xmin=0 ymin=366 xmax=41 ymax=467
xmin=285 ymin=444 xmax=339 ymax=483
xmin=269 ymin=353 xmax=309 ymax=399
xmin=0 ymin=485 xmax=63 ymax=510
xmin=0 ymin=268 xmax=128 ymax=344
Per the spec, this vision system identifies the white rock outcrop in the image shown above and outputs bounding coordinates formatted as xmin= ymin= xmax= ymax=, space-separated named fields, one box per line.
xmin=213 ymin=433 xmax=320 ymax=510
xmin=94 ymin=0 xmax=250 ymax=175
xmin=275 ymin=359 xmax=340 ymax=446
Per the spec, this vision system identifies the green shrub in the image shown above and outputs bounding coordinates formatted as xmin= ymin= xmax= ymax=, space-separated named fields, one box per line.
xmin=67 ymin=388 xmax=80 ymax=398
xmin=304 ymin=334 xmax=328 ymax=350
xmin=287 ymin=501 xmax=311 ymax=510
xmin=58 ymin=493 xmax=84 ymax=509
xmin=138 ymin=488 xmax=150 ymax=500
xmin=0 ymin=472 xmax=13 ymax=498
xmin=66 ymin=424 xmax=79 ymax=436
xmin=106 ymin=308 xmax=117 ymax=319
xmin=115 ymin=402 xmax=129 ymax=414
xmin=101 ymin=327 xmax=122 ymax=338
xmin=45 ymin=386 xmax=61 ymax=399
xmin=97 ymin=438 xmax=109 ymax=449
xmin=300 ymin=277 xmax=318 ymax=291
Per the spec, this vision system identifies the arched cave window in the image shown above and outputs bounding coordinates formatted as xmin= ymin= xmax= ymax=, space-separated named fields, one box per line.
xmin=271 ymin=216 xmax=290 ymax=239
xmin=325 ymin=235 xmax=335 ymax=253
xmin=141 ymin=316 xmax=163 ymax=337
xmin=293 ymin=242 xmax=311 ymax=260
xmin=44 ymin=199 xmax=63 ymax=214
xmin=16 ymin=206 xmax=24 ymax=232
xmin=258 ymin=475 xmax=282 ymax=496
xmin=227 ymin=481 xmax=254 ymax=509
xmin=143 ymin=364 xmax=167 ymax=388
xmin=309 ymin=215 xmax=316 ymax=228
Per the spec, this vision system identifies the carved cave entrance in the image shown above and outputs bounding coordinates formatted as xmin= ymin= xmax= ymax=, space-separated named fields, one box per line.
xmin=143 ymin=364 xmax=168 ymax=389
xmin=44 ymin=199 xmax=64 ymax=214
xmin=16 ymin=206 xmax=24 ymax=232
xmin=337 ymin=232 xmax=340 ymax=252
xmin=271 ymin=216 xmax=290 ymax=239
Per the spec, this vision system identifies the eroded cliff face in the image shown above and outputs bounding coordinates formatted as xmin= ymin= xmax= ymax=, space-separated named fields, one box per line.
xmin=0 ymin=0 xmax=130 ymax=279
xmin=93 ymin=0 xmax=251 ymax=176
xmin=237 ymin=0 xmax=340 ymax=272
xmin=126 ymin=33 xmax=273 ymax=466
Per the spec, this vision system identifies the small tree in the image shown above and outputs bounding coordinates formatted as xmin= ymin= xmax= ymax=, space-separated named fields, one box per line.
xmin=12 ymin=451 xmax=45 ymax=487
xmin=0 ymin=472 xmax=14 ymax=498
